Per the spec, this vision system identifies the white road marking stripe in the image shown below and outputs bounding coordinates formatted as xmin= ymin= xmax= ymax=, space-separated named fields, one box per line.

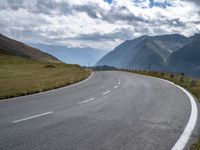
xmin=114 ymin=74 xmax=121 ymax=84
xmin=171 ymin=85 xmax=198 ymax=150
xmin=114 ymin=85 xmax=119 ymax=88
xmin=12 ymin=111 xmax=52 ymax=123
xmin=78 ymin=98 xmax=95 ymax=104
xmin=157 ymin=78 xmax=198 ymax=150
xmin=102 ymin=91 xmax=111 ymax=95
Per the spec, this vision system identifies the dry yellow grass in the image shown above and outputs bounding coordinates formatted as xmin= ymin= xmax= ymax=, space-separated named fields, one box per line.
xmin=0 ymin=54 xmax=90 ymax=99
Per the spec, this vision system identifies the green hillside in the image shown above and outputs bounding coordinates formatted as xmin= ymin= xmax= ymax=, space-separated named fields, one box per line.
xmin=0 ymin=33 xmax=60 ymax=63
xmin=0 ymin=54 xmax=90 ymax=99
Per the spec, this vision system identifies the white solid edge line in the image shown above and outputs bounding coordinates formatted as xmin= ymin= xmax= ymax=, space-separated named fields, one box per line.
xmin=102 ymin=91 xmax=111 ymax=95
xmin=127 ymin=72 xmax=198 ymax=149
xmin=12 ymin=111 xmax=53 ymax=123
xmin=158 ymin=78 xmax=198 ymax=150
xmin=78 ymin=98 xmax=95 ymax=104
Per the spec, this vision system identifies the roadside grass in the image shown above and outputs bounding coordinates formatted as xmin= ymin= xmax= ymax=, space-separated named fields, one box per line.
xmin=192 ymin=138 xmax=200 ymax=150
xmin=0 ymin=54 xmax=91 ymax=99
xmin=125 ymin=69 xmax=200 ymax=150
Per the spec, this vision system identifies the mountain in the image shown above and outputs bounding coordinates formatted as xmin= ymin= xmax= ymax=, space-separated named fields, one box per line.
xmin=96 ymin=33 xmax=200 ymax=74
xmin=30 ymin=44 xmax=107 ymax=66
xmin=168 ymin=39 xmax=200 ymax=77
xmin=151 ymin=34 xmax=190 ymax=52
xmin=0 ymin=34 xmax=60 ymax=63
xmin=96 ymin=35 xmax=181 ymax=71
xmin=189 ymin=33 xmax=200 ymax=42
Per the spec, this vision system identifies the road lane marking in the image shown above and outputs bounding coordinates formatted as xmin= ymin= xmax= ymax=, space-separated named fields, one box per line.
xmin=102 ymin=91 xmax=111 ymax=95
xmin=157 ymin=78 xmax=198 ymax=150
xmin=12 ymin=111 xmax=53 ymax=123
xmin=78 ymin=98 xmax=95 ymax=104
xmin=171 ymin=85 xmax=198 ymax=150
xmin=114 ymin=85 xmax=119 ymax=88
xmin=114 ymin=74 xmax=121 ymax=84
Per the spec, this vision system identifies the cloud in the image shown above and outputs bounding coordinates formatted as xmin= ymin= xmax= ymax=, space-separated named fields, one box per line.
xmin=0 ymin=0 xmax=199 ymax=50
xmin=73 ymin=28 xmax=135 ymax=41
xmin=183 ymin=0 xmax=200 ymax=5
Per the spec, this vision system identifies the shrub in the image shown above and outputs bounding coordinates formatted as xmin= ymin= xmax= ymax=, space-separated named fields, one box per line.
xmin=161 ymin=72 xmax=165 ymax=76
xmin=181 ymin=72 xmax=185 ymax=76
xmin=179 ymin=76 xmax=184 ymax=83
xmin=43 ymin=64 xmax=55 ymax=68
xmin=190 ymin=80 xmax=197 ymax=87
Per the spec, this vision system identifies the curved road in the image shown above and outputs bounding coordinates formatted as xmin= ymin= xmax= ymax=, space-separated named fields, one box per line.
xmin=0 ymin=71 xmax=198 ymax=150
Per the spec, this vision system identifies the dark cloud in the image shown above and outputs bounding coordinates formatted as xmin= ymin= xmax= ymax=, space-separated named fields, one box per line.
xmin=72 ymin=28 xmax=135 ymax=41
xmin=0 ymin=0 xmax=23 ymax=10
xmin=35 ymin=0 xmax=73 ymax=15
xmin=103 ymin=5 xmax=150 ymax=24
xmin=183 ymin=0 xmax=200 ymax=5
xmin=0 ymin=0 xmax=165 ymax=27
xmin=161 ymin=18 xmax=186 ymax=27
xmin=0 ymin=0 xmax=72 ymax=15
xmin=74 ymin=3 xmax=105 ymax=19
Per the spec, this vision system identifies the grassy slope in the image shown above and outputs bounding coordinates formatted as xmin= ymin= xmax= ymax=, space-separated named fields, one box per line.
xmin=0 ymin=54 xmax=90 ymax=99
xmin=0 ymin=33 xmax=60 ymax=63
xmin=126 ymin=70 xmax=200 ymax=150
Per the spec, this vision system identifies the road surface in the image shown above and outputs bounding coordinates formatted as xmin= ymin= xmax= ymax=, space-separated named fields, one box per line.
xmin=0 ymin=71 xmax=198 ymax=150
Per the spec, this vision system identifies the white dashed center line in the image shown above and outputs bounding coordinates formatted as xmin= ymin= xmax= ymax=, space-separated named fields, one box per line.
xmin=12 ymin=111 xmax=52 ymax=123
xmin=114 ymin=85 xmax=119 ymax=88
xmin=102 ymin=91 xmax=111 ymax=95
xmin=78 ymin=98 xmax=95 ymax=104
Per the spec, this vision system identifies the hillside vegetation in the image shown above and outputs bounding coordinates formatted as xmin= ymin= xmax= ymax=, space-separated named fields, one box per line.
xmin=0 ymin=54 xmax=90 ymax=99
xmin=0 ymin=34 xmax=60 ymax=63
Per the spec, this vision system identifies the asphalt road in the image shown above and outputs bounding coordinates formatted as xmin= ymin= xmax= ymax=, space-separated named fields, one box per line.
xmin=0 ymin=71 xmax=198 ymax=150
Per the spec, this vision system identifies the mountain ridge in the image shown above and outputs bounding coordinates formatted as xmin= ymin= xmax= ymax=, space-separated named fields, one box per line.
xmin=96 ymin=33 xmax=200 ymax=77
xmin=168 ymin=38 xmax=200 ymax=77
xmin=0 ymin=34 xmax=60 ymax=63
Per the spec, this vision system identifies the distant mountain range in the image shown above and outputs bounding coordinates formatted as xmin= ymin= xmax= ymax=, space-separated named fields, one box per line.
xmin=30 ymin=44 xmax=107 ymax=66
xmin=169 ymin=39 xmax=200 ymax=77
xmin=96 ymin=33 xmax=200 ymax=77
xmin=0 ymin=34 xmax=60 ymax=63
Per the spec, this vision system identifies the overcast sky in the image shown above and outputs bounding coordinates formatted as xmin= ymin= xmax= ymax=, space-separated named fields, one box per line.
xmin=0 ymin=0 xmax=200 ymax=50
